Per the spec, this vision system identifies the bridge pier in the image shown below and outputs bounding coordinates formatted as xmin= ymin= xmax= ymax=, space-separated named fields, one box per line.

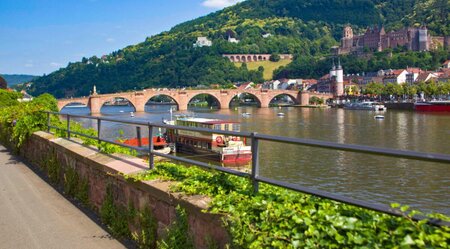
xmin=299 ymin=92 xmax=309 ymax=106
xmin=134 ymin=93 xmax=146 ymax=112
xmin=89 ymin=96 xmax=102 ymax=114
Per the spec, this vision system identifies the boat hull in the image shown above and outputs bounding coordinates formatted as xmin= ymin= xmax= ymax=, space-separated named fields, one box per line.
xmin=414 ymin=102 xmax=450 ymax=112
xmin=175 ymin=143 xmax=252 ymax=163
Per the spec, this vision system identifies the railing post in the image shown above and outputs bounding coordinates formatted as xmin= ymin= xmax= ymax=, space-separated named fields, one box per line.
xmin=136 ymin=126 xmax=142 ymax=147
xmin=148 ymin=124 xmax=154 ymax=169
xmin=67 ymin=115 xmax=71 ymax=139
xmin=47 ymin=112 xmax=50 ymax=133
xmin=251 ymin=132 xmax=259 ymax=193
xmin=97 ymin=118 xmax=101 ymax=144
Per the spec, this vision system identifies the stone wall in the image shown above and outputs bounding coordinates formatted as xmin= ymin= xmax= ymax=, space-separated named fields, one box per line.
xmin=20 ymin=131 xmax=229 ymax=248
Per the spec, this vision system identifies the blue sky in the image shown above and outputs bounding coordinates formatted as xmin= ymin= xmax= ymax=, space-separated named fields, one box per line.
xmin=0 ymin=0 xmax=243 ymax=75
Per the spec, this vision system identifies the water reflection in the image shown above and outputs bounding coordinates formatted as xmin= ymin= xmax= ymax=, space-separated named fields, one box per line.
xmin=60 ymin=105 xmax=450 ymax=215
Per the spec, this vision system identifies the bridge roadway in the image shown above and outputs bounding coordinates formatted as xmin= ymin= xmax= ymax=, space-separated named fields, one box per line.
xmin=57 ymin=88 xmax=333 ymax=114
xmin=0 ymin=145 xmax=126 ymax=249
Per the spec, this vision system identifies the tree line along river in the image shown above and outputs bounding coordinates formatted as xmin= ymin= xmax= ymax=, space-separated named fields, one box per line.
xmin=61 ymin=105 xmax=450 ymax=215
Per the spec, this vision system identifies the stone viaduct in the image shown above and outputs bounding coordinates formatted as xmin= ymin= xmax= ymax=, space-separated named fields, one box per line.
xmin=222 ymin=54 xmax=293 ymax=63
xmin=57 ymin=88 xmax=333 ymax=114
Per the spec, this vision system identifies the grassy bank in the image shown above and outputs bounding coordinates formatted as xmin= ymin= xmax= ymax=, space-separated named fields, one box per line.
xmin=234 ymin=59 xmax=292 ymax=80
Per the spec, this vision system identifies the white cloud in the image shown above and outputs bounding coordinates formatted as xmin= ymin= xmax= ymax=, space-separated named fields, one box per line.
xmin=202 ymin=0 xmax=243 ymax=8
xmin=50 ymin=62 xmax=62 ymax=68
xmin=24 ymin=63 xmax=34 ymax=68
xmin=106 ymin=38 xmax=115 ymax=43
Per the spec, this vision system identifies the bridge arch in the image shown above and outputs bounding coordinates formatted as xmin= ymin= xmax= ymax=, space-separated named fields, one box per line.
xmin=57 ymin=99 xmax=89 ymax=111
xmin=229 ymin=92 xmax=262 ymax=108
xmin=144 ymin=94 xmax=179 ymax=112
xmin=99 ymin=96 xmax=137 ymax=113
xmin=269 ymin=93 xmax=299 ymax=106
xmin=187 ymin=93 xmax=221 ymax=110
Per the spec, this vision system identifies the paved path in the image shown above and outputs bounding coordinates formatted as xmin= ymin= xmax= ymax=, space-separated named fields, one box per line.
xmin=0 ymin=145 xmax=126 ymax=249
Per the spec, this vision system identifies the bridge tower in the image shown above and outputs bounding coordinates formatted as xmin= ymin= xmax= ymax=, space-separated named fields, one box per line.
xmin=334 ymin=58 xmax=344 ymax=97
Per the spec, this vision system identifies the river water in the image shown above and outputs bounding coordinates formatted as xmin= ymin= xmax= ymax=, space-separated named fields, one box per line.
xmin=61 ymin=105 xmax=450 ymax=215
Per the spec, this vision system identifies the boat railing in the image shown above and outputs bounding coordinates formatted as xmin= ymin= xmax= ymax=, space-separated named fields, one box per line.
xmin=44 ymin=111 xmax=450 ymax=227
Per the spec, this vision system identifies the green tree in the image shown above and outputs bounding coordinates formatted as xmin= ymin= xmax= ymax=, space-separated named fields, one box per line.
xmin=269 ymin=53 xmax=280 ymax=62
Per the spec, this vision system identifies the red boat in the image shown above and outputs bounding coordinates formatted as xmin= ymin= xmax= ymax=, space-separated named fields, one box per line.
xmin=120 ymin=136 xmax=172 ymax=154
xmin=414 ymin=100 xmax=450 ymax=112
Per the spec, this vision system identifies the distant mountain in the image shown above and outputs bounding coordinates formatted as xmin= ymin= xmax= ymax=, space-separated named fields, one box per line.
xmin=1 ymin=74 xmax=38 ymax=87
xmin=29 ymin=0 xmax=449 ymax=98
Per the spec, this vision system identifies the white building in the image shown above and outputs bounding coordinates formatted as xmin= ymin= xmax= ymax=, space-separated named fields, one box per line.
xmin=228 ymin=36 xmax=239 ymax=43
xmin=442 ymin=60 xmax=450 ymax=69
xmin=382 ymin=69 xmax=408 ymax=84
xmin=193 ymin=37 xmax=212 ymax=48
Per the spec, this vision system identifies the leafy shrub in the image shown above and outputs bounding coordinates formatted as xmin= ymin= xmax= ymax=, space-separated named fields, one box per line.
xmin=0 ymin=93 xmax=58 ymax=148
xmin=133 ymin=162 xmax=450 ymax=249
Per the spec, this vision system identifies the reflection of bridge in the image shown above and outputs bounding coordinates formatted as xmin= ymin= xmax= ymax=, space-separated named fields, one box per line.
xmin=57 ymin=89 xmax=333 ymax=114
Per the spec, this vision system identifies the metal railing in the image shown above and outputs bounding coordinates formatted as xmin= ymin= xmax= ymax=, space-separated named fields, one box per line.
xmin=45 ymin=111 xmax=450 ymax=227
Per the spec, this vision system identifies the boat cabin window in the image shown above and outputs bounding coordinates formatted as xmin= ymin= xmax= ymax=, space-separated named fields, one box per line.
xmin=214 ymin=124 xmax=221 ymax=130
xmin=232 ymin=124 xmax=240 ymax=132
xmin=224 ymin=124 xmax=229 ymax=131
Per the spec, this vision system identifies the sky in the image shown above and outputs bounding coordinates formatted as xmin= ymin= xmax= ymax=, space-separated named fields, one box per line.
xmin=0 ymin=0 xmax=244 ymax=75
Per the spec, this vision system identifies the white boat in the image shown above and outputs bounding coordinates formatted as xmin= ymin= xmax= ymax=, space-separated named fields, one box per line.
xmin=277 ymin=112 xmax=285 ymax=117
xmin=166 ymin=117 xmax=252 ymax=163
xmin=242 ymin=113 xmax=251 ymax=116
xmin=374 ymin=115 xmax=385 ymax=119
xmin=344 ymin=102 xmax=387 ymax=111
xmin=64 ymin=104 xmax=87 ymax=108
xmin=130 ymin=112 xmax=135 ymax=117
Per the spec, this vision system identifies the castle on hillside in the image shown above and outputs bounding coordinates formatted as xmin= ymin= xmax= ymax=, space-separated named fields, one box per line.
xmin=334 ymin=25 xmax=449 ymax=55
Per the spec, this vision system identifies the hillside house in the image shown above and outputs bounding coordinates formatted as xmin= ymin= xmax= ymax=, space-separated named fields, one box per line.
xmin=193 ymin=37 xmax=212 ymax=48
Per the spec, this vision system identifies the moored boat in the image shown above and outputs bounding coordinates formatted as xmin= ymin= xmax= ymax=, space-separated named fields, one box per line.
xmin=414 ymin=100 xmax=450 ymax=112
xmin=344 ymin=102 xmax=387 ymax=111
xmin=165 ymin=117 xmax=252 ymax=163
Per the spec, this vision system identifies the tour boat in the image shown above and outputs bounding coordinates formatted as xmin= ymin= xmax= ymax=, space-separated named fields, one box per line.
xmin=414 ymin=100 xmax=450 ymax=112
xmin=344 ymin=102 xmax=387 ymax=111
xmin=165 ymin=117 xmax=252 ymax=163
xmin=120 ymin=136 xmax=172 ymax=154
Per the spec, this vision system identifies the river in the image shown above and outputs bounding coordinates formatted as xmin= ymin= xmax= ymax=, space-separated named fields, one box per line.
xmin=61 ymin=105 xmax=450 ymax=215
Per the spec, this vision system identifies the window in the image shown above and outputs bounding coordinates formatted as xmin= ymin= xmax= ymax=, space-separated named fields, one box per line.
xmin=232 ymin=124 xmax=240 ymax=132
xmin=225 ymin=124 xmax=229 ymax=131
xmin=214 ymin=124 xmax=221 ymax=130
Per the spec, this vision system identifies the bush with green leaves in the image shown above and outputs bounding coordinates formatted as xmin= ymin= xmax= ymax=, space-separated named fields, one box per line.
xmin=0 ymin=93 xmax=58 ymax=148
xmin=132 ymin=162 xmax=450 ymax=248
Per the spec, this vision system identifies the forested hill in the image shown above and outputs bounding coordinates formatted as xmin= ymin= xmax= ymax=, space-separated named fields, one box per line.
xmin=1 ymin=74 xmax=37 ymax=87
xmin=29 ymin=0 xmax=449 ymax=98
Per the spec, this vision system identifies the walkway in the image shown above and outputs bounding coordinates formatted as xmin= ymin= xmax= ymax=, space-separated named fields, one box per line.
xmin=0 ymin=145 xmax=126 ymax=249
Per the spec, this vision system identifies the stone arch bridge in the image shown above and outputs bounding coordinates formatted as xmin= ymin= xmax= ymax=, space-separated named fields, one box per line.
xmin=57 ymin=89 xmax=332 ymax=114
